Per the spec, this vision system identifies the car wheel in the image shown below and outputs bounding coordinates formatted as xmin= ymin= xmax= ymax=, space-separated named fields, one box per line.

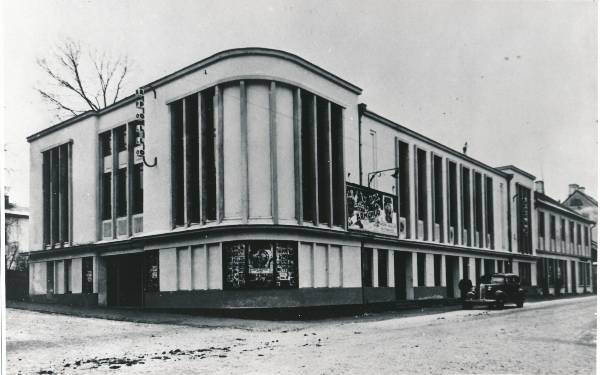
xmin=496 ymin=299 xmax=504 ymax=310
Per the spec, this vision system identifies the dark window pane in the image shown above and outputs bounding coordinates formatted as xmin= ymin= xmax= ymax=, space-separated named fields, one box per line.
xmin=362 ymin=247 xmax=373 ymax=287
xmin=417 ymin=253 xmax=425 ymax=286
xmin=116 ymin=168 xmax=127 ymax=218
xmin=102 ymin=172 xmax=112 ymax=220
xmin=132 ymin=164 xmax=143 ymax=214
xmin=144 ymin=250 xmax=159 ymax=292
xmin=378 ymin=250 xmax=388 ymax=287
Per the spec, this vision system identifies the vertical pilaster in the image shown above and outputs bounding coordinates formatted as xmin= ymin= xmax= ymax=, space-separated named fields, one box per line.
xmin=269 ymin=81 xmax=279 ymax=224
xmin=216 ymin=85 xmax=224 ymax=223
xmin=240 ymin=81 xmax=249 ymax=224
xmin=293 ymin=88 xmax=303 ymax=224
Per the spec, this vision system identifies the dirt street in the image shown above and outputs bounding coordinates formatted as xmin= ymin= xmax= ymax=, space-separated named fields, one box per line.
xmin=6 ymin=296 xmax=596 ymax=374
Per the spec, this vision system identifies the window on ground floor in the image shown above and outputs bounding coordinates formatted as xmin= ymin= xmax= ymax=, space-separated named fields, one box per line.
xmin=361 ymin=247 xmax=373 ymax=288
xmin=378 ymin=250 xmax=388 ymax=287
xmin=417 ymin=253 xmax=426 ymax=286
xmin=144 ymin=250 xmax=159 ymax=292
xmin=82 ymin=257 xmax=94 ymax=294
xmin=434 ymin=254 xmax=441 ymax=286
xmin=518 ymin=262 xmax=531 ymax=286
xmin=484 ymin=259 xmax=495 ymax=275
xmin=223 ymin=241 xmax=298 ymax=289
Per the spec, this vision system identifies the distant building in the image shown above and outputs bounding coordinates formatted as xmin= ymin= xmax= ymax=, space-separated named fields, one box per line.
xmin=563 ymin=184 xmax=597 ymax=292
xmin=5 ymin=194 xmax=29 ymax=270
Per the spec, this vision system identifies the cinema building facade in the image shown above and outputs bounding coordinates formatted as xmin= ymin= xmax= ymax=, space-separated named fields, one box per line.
xmin=26 ymin=48 xmax=594 ymax=309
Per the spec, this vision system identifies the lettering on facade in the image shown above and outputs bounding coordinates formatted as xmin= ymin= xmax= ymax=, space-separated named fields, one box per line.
xmin=346 ymin=183 xmax=398 ymax=236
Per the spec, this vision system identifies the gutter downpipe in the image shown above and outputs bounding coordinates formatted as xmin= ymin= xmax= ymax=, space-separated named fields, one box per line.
xmin=358 ymin=103 xmax=367 ymax=186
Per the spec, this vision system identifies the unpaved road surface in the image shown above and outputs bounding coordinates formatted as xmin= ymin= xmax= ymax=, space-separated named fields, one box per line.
xmin=7 ymin=296 xmax=596 ymax=374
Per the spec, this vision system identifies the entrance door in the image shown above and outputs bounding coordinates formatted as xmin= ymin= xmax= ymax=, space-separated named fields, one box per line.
xmin=106 ymin=253 xmax=144 ymax=307
xmin=394 ymin=252 xmax=407 ymax=300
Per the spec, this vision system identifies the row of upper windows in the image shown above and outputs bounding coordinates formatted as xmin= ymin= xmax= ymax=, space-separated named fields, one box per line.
xmin=537 ymin=209 xmax=591 ymax=255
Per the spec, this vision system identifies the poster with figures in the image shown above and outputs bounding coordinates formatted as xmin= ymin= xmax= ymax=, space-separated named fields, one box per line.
xmin=346 ymin=183 xmax=398 ymax=236
xmin=247 ymin=242 xmax=274 ymax=287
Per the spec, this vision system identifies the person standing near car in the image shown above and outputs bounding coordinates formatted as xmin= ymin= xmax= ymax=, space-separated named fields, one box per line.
xmin=458 ymin=278 xmax=473 ymax=299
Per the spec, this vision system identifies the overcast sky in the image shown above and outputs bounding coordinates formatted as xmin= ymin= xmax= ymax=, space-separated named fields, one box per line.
xmin=2 ymin=0 xmax=597 ymax=206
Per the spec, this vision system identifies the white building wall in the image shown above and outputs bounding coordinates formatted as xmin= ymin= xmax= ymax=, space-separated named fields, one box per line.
xmin=71 ymin=258 xmax=82 ymax=294
xmin=159 ymin=248 xmax=177 ymax=291
xmin=342 ymin=245 xmax=361 ymax=287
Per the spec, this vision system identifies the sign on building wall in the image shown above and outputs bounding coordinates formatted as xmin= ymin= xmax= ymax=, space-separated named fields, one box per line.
xmin=346 ymin=183 xmax=398 ymax=236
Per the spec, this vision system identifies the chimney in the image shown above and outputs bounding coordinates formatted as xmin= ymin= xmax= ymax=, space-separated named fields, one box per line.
xmin=578 ymin=186 xmax=586 ymax=194
xmin=569 ymin=183 xmax=579 ymax=195
xmin=535 ymin=180 xmax=545 ymax=194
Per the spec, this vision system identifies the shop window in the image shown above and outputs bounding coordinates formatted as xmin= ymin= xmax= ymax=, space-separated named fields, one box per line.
xmin=475 ymin=259 xmax=481 ymax=282
xmin=82 ymin=257 xmax=94 ymax=294
xmin=485 ymin=176 xmax=494 ymax=248
xmin=433 ymin=254 xmax=441 ymax=286
xmin=536 ymin=259 xmax=544 ymax=289
xmin=223 ymin=241 xmax=298 ymax=289
xmin=518 ymin=263 xmax=531 ymax=287
xmin=361 ymin=247 xmax=373 ymax=287
xmin=417 ymin=253 xmax=425 ymax=286
xmin=461 ymin=167 xmax=471 ymax=246
xmin=42 ymin=142 xmax=72 ymax=247
xmin=378 ymin=250 xmax=388 ymax=287
xmin=398 ymin=141 xmax=411 ymax=237
xmin=144 ymin=250 xmax=159 ymax=292
xmin=496 ymin=259 xmax=504 ymax=273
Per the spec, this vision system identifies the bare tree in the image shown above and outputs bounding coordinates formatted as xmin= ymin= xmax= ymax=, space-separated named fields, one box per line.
xmin=36 ymin=39 xmax=130 ymax=119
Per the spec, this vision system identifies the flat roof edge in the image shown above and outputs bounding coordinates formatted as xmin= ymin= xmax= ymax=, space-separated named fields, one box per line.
xmin=141 ymin=47 xmax=363 ymax=95
xmin=496 ymin=165 xmax=536 ymax=180
xmin=362 ymin=109 xmax=509 ymax=178
xmin=27 ymin=95 xmax=137 ymax=143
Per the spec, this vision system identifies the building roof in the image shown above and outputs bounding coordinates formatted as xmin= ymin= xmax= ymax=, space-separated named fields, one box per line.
xmin=28 ymin=48 xmax=363 ymax=143
xmin=535 ymin=191 xmax=594 ymax=224
xmin=363 ymin=109 xmax=509 ymax=178
xmin=141 ymin=47 xmax=362 ymax=94
xmin=564 ymin=188 xmax=598 ymax=207
xmin=496 ymin=165 xmax=536 ymax=180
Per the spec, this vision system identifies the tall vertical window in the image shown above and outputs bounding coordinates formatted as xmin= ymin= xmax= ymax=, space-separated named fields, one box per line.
xmin=170 ymin=89 xmax=217 ymax=226
xmin=447 ymin=161 xmax=458 ymax=244
xmin=569 ymin=221 xmax=574 ymax=245
xmin=398 ymin=141 xmax=411 ymax=237
xmin=42 ymin=142 xmax=72 ymax=247
xmin=461 ymin=167 xmax=471 ymax=246
xmin=560 ymin=218 xmax=566 ymax=245
xmin=538 ymin=211 xmax=545 ymax=242
xmin=415 ymin=148 xmax=427 ymax=240
xmin=432 ymin=154 xmax=443 ymax=242
xmin=585 ymin=226 xmax=590 ymax=246
xmin=515 ymin=184 xmax=532 ymax=254
xmin=550 ymin=215 xmax=556 ymax=244
xmin=473 ymin=172 xmax=483 ymax=247
xmin=576 ymin=224 xmax=582 ymax=252
xmin=485 ymin=176 xmax=494 ymax=249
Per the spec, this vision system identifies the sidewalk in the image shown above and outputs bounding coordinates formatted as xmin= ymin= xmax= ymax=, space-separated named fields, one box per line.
xmin=7 ymin=293 xmax=593 ymax=328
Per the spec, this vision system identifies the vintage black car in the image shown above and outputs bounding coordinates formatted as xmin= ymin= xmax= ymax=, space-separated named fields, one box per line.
xmin=463 ymin=273 xmax=526 ymax=309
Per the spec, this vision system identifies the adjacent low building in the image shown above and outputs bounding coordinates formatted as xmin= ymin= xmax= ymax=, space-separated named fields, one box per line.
xmin=26 ymin=48 xmax=594 ymax=309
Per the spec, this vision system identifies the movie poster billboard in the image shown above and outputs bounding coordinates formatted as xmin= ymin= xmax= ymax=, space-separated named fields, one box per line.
xmin=346 ymin=183 xmax=398 ymax=236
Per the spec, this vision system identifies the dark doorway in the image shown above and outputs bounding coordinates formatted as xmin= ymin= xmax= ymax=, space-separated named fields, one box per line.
xmin=394 ymin=252 xmax=407 ymax=300
xmin=445 ymin=256 xmax=458 ymax=298
xmin=571 ymin=261 xmax=576 ymax=294
xmin=106 ymin=253 xmax=144 ymax=307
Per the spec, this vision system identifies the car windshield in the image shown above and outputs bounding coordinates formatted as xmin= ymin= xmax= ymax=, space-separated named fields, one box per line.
xmin=490 ymin=276 xmax=505 ymax=284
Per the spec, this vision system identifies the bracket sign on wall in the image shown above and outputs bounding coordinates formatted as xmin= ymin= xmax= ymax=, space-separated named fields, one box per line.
xmin=135 ymin=88 xmax=157 ymax=168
